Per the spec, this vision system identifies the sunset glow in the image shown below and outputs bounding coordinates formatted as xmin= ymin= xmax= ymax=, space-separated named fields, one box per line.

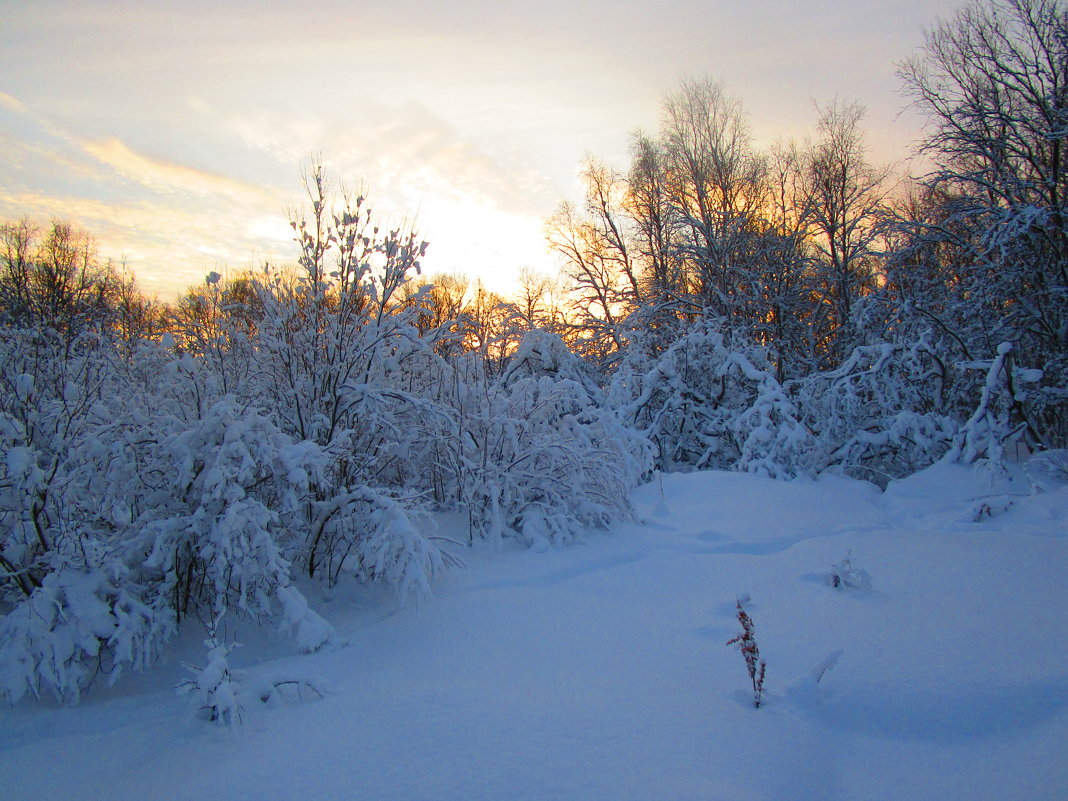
xmin=1 ymin=0 xmax=962 ymax=299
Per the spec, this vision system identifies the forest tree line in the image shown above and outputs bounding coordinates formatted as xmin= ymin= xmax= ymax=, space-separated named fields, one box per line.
xmin=0 ymin=0 xmax=1064 ymax=704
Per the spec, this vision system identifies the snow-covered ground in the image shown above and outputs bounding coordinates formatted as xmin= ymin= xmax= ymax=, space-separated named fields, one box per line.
xmin=2 ymin=462 xmax=1066 ymax=801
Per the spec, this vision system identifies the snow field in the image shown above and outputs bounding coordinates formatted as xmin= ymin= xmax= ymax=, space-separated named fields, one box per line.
xmin=1 ymin=464 xmax=1066 ymax=800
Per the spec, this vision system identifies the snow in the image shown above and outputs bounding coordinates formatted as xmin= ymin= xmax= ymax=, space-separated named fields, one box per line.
xmin=2 ymin=464 xmax=1067 ymax=801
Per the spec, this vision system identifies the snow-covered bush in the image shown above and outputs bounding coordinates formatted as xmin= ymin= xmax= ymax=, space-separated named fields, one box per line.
xmin=948 ymin=342 xmax=1043 ymax=467
xmin=305 ymin=483 xmax=455 ymax=598
xmin=276 ymin=585 xmax=335 ymax=653
xmin=826 ymin=550 xmax=872 ymax=591
xmin=794 ymin=335 xmax=960 ymax=484
xmin=143 ymin=397 xmax=323 ymax=623
xmin=178 ymin=617 xmax=244 ymax=727
xmin=444 ymin=331 xmax=651 ymax=547
xmin=732 ymin=369 xmax=812 ymax=480
xmin=238 ymin=167 xmax=455 ymax=597
xmin=0 ymin=329 xmax=120 ymax=594
xmin=0 ymin=566 xmax=171 ymax=704
xmin=612 ymin=320 xmax=807 ymax=476
xmin=0 ymin=330 xmax=192 ymax=703
xmin=1027 ymin=449 xmax=1068 ymax=486
xmin=177 ymin=612 xmax=325 ymax=728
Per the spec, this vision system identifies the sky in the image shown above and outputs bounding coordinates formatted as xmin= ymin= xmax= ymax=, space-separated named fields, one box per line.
xmin=0 ymin=0 xmax=965 ymax=300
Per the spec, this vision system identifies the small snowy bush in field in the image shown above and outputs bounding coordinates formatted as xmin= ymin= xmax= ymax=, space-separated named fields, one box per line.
xmin=970 ymin=494 xmax=1017 ymax=521
xmin=177 ymin=613 xmax=325 ymax=727
xmin=178 ymin=615 xmax=244 ymax=727
xmin=276 ymin=585 xmax=335 ymax=653
xmin=826 ymin=551 xmax=872 ymax=591
xmin=811 ymin=649 xmax=843 ymax=685
xmin=726 ymin=596 xmax=767 ymax=709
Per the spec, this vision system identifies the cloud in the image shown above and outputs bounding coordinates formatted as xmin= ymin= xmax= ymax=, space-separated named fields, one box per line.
xmin=0 ymin=92 xmax=29 ymax=114
xmin=81 ymin=137 xmax=280 ymax=207
xmin=0 ymin=94 xmax=300 ymax=297
xmin=0 ymin=120 xmax=287 ymax=292
xmin=218 ymin=98 xmax=556 ymax=220
xmin=208 ymin=99 xmax=564 ymax=291
xmin=2 ymin=85 xmax=560 ymax=299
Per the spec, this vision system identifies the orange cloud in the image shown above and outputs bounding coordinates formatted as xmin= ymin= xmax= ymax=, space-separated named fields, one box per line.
xmin=81 ymin=137 xmax=280 ymax=207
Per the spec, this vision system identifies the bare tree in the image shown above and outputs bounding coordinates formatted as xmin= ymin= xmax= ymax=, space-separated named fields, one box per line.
xmin=756 ymin=140 xmax=821 ymax=378
xmin=799 ymin=100 xmax=893 ymax=363
xmin=509 ymin=267 xmax=564 ymax=334
xmin=546 ymin=184 xmax=630 ymax=361
xmin=659 ymin=77 xmax=768 ymax=316
xmin=0 ymin=218 xmax=36 ymax=326
xmin=0 ymin=218 xmax=116 ymax=338
xmin=627 ymin=133 xmax=684 ymax=303
xmin=399 ymin=272 xmax=470 ymax=353
xmin=112 ymin=264 xmax=166 ymax=356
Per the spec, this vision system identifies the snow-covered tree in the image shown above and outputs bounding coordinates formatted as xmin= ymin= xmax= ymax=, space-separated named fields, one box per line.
xmin=896 ymin=0 xmax=1068 ymax=450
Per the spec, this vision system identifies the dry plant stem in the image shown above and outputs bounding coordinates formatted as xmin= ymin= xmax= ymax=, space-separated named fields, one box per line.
xmin=726 ymin=598 xmax=767 ymax=708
